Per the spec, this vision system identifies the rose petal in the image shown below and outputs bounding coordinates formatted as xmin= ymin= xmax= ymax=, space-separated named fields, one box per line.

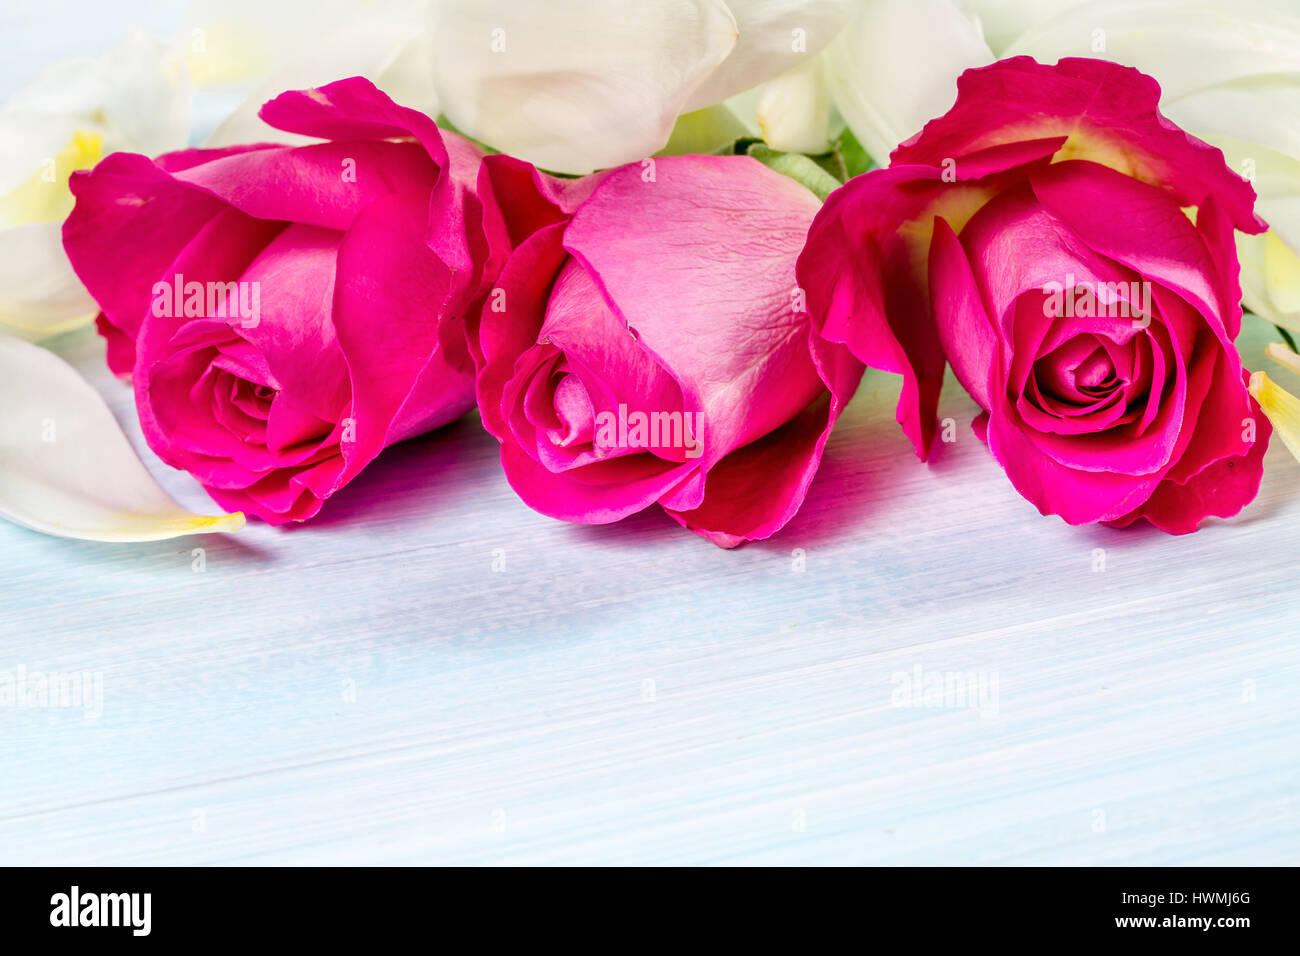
xmin=894 ymin=56 xmax=1264 ymax=234
xmin=563 ymin=155 xmax=826 ymax=472
xmin=331 ymin=187 xmax=476 ymax=482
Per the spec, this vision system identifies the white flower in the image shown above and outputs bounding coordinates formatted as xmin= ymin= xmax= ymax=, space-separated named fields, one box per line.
xmin=0 ymin=30 xmax=190 ymax=339
xmin=428 ymin=0 xmax=853 ymax=174
xmin=821 ymin=0 xmax=993 ymax=167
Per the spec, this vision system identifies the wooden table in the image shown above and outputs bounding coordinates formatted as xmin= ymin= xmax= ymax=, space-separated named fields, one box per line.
xmin=3 ymin=316 xmax=1297 ymax=865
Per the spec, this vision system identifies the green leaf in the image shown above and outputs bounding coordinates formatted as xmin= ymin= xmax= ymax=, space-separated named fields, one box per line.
xmin=1277 ymin=323 xmax=1299 ymax=353
xmin=810 ymin=150 xmax=848 ymax=184
xmin=711 ymin=136 xmax=763 ymax=156
xmin=745 ymin=142 xmax=843 ymax=203
xmin=833 ymin=127 xmax=876 ymax=181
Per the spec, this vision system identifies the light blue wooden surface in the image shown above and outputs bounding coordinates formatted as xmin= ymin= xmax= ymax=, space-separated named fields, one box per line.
xmin=2 ymin=3 xmax=1298 ymax=866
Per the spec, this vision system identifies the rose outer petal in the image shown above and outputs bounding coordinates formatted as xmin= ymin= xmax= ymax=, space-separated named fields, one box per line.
xmin=331 ymin=187 xmax=476 ymax=487
xmin=563 ymin=155 xmax=827 ymax=474
xmin=65 ymin=152 xmax=234 ymax=373
xmin=1108 ymin=368 xmax=1269 ymax=533
xmin=893 ymin=56 xmax=1265 ymax=236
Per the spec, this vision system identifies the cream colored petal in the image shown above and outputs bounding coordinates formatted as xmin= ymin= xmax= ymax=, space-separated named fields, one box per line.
xmin=1166 ymin=81 xmax=1300 ymax=166
xmin=429 ymin=0 xmax=740 ymax=174
xmin=0 ymin=337 xmax=243 ymax=542
xmin=756 ymin=55 xmax=832 ymax=154
xmin=825 ymin=0 xmax=992 ymax=165
xmin=1239 ymin=232 xmax=1300 ymax=333
xmin=685 ymin=0 xmax=852 ymax=110
xmin=1209 ymin=132 xmax=1300 ymax=330
xmin=1006 ymin=0 xmax=1300 ymax=101
xmin=4 ymin=30 xmax=190 ymax=158
xmin=0 ymin=224 xmax=97 ymax=339
xmin=1249 ymin=369 xmax=1300 ymax=464
xmin=1266 ymin=342 xmax=1300 ymax=376
xmin=0 ymin=129 xmax=101 ymax=228
xmin=184 ymin=0 xmax=419 ymax=90
xmin=205 ymin=18 xmax=437 ymax=146
xmin=1263 ymin=228 xmax=1300 ymax=316
xmin=0 ymin=112 xmax=87 ymax=198
xmin=957 ymin=0 xmax=1089 ymax=54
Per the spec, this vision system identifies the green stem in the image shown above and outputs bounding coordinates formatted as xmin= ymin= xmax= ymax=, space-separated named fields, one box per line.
xmin=1276 ymin=325 xmax=1298 ymax=353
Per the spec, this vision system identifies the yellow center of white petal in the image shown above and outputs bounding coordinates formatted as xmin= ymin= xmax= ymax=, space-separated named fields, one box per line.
xmin=0 ymin=130 xmax=102 ymax=228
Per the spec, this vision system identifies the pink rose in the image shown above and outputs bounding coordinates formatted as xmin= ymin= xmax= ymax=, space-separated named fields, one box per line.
xmin=800 ymin=58 xmax=1271 ymax=533
xmin=471 ymin=155 xmax=863 ymax=548
xmin=63 ymin=78 xmax=503 ymax=524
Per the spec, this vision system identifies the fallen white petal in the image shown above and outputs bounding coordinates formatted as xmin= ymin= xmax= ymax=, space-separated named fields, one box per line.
xmin=0 ymin=336 xmax=244 ymax=542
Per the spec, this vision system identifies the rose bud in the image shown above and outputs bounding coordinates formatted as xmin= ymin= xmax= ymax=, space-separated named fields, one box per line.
xmin=800 ymin=57 xmax=1272 ymax=533
xmin=471 ymin=154 xmax=863 ymax=548
xmin=63 ymin=77 xmax=503 ymax=524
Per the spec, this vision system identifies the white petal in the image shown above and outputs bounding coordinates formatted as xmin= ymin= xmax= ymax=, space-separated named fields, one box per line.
xmin=0 ymin=24 xmax=188 ymax=310
xmin=756 ymin=56 xmax=832 ymax=154
xmin=95 ymin=30 xmax=191 ymax=156
xmin=1249 ymin=369 xmax=1300 ymax=464
xmin=0 ymin=224 xmax=97 ymax=338
xmin=374 ymin=23 xmax=440 ymax=119
xmin=1264 ymin=220 xmax=1300 ymax=316
xmin=1194 ymin=131 xmax=1300 ymax=329
xmin=0 ymin=30 xmax=188 ymax=198
xmin=825 ymin=0 xmax=992 ymax=165
xmin=958 ymin=0 xmax=1093 ymax=54
xmin=1165 ymin=84 xmax=1300 ymax=178
xmin=1005 ymin=0 xmax=1300 ymax=102
xmin=685 ymin=0 xmax=852 ymax=110
xmin=205 ymin=18 xmax=436 ymax=147
xmin=184 ymin=0 xmax=419 ymax=90
xmin=0 ymin=112 xmax=85 ymax=198
xmin=1238 ymin=231 xmax=1300 ymax=332
xmin=3 ymin=30 xmax=190 ymax=159
xmin=0 ymin=336 xmax=244 ymax=542
xmin=429 ymin=0 xmax=740 ymax=174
